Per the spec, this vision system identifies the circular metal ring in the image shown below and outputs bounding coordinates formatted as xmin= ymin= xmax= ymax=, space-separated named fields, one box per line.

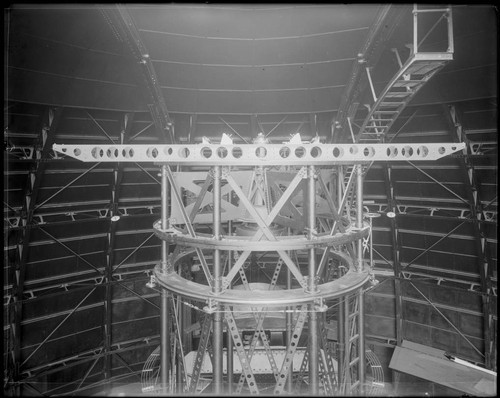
xmin=154 ymin=267 xmax=369 ymax=307
xmin=153 ymin=220 xmax=369 ymax=251
xmin=154 ymin=246 xmax=368 ymax=307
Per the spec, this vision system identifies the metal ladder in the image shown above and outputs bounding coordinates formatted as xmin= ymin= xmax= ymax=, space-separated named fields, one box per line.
xmin=348 ymin=295 xmax=361 ymax=394
xmin=357 ymin=5 xmax=454 ymax=144
xmin=358 ymin=53 xmax=452 ymax=143
xmin=338 ymin=294 xmax=361 ymax=395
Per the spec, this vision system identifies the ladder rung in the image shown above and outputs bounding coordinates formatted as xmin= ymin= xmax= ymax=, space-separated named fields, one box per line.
xmin=385 ymin=91 xmax=412 ymax=97
xmin=393 ymin=80 xmax=424 ymax=88
xmin=406 ymin=62 xmax=444 ymax=75
xmin=380 ymin=101 xmax=405 ymax=106
xmin=373 ymin=110 xmax=398 ymax=114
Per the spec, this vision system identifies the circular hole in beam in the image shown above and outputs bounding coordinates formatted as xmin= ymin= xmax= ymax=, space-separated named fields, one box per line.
xmin=333 ymin=147 xmax=343 ymax=158
xmin=295 ymin=146 xmax=306 ymax=158
xmin=417 ymin=146 xmax=428 ymax=157
xmin=201 ymin=147 xmax=212 ymax=158
xmin=217 ymin=147 xmax=228 ymax=158
xmin=279 ymin=147 xmax=290 ymax=158
xmin=256 ymin=147 xmax=267 ymax=158
xmin=402 ymin=145 xmax=413 ymax=158
xmin=91 ymin=147 xmax=103 ymax=159
xmin=122 ymin=147 xmax=134 ymax=158
xmin=311 ymin=146 xmax=322 ymax=158
xmin=107 ymin=147 xmax=118 ymax=159
xmin=386 ymin=146 xmax=398 ymax=158
xmin=232 ymin=147 xmax=242 ymax=158
xmin=147 ymin=147 xmax=159 ymax=158
xmin=363 ymin=146 xmax=375 ymax=157
xmin=179 ymin=147 xmax=190 ymax=158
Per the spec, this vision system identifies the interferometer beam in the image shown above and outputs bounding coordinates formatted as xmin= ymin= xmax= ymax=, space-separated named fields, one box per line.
xmin=53 ymin=143 xmax=465 ymax=165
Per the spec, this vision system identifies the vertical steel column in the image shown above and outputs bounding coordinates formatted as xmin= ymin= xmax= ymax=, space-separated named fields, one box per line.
xmin=226 ymin=221 xmax=233 ymax=393
xmin=356 ymin=164 xmax=364 ymax=270
xmin=177 ymin=297 xmax=183 ymax=392
xmin=337 ymin=166 xmax=346 ymax=394
xmin=212 ymin=166 xmax=223 ymax=394
xmin=356 ymin=164 xmax=366 ymax=394
xmin=307 ymin=165 xmax=319 ymax=394
xmin=447 ymin=104 xmax=493 ymax=369
xmin=226 ymin=308 xmax=233 ymax=392
xmin=413 ymin=5 xmax=419 ymax=54
xmin=160 ymin=165 xmax=170 ymax=393
xmin=343 ymin=296 xmax=351 ymax=393
xmin=358 ymin=292 xmax=365 ymax=394
xmin=286 ymin=268 xmax=293 ymax=393
xmin=337 ymin=298 xmax=345 ymax=393
xmin=10 ymin=107 xmax=63 ymax=395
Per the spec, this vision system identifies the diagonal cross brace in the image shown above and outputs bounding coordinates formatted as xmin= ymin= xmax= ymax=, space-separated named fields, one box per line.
xmin=166 ymin=167 xmax=213 ymax=287
xmin=224 ymin=171 xmax=307 ymax=288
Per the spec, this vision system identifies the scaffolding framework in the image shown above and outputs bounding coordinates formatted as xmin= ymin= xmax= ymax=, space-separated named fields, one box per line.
xmin=52 ymin=139 xmax=464 ymax=395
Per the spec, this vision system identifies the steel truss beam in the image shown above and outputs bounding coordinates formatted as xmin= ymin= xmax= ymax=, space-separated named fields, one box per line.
xmin=21 ymin=286 xmax=98 ymax=368
xmin=408 ymin=282 xmax=485 ymax=359
xmin=8 ymin=107 xmax=63 ymax=394
xmin=332 ymin=5 xmax=404 ymax=143
xmin=165 ymin=166 xmax=213 ymax=287
xmin=103 ymin=112 xmax=134 ymax=391
xmin=21 ymin=336 xmax=159 ymax=381
xmin=152 ymin=162 xmax=371 ymax=396
xmin=34 ymin=226 xmax=160 ymax=311
xmin=160 ymin=165 xmax=171 ymax=394
xmin=99 ymin=6 xmax=174 ymax=143
xmin=380 ymin=157 xmax=405 ymax=393
xmin=52 ymin=142 xmax=464 ymax=165
xmin=361 ymin=205 xmax=497 ymax=225
xmin=407 ymin=161 xmax=470 ymax=206
xmin=355 ymin=6 xmax=453 ymax=144
xmin=446 ymin=104 xmax=495 ymax=369
xmin=402 ymin=220 xmax=468 ymax=271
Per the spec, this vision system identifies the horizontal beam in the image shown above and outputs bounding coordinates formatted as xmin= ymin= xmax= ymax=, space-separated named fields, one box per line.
xmin=53 ymin=142 xmax=465 ymax=165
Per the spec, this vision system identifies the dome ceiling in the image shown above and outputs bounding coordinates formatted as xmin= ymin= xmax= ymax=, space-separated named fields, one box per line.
xmin=4 ymin=4 xmax=497 ymax=395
